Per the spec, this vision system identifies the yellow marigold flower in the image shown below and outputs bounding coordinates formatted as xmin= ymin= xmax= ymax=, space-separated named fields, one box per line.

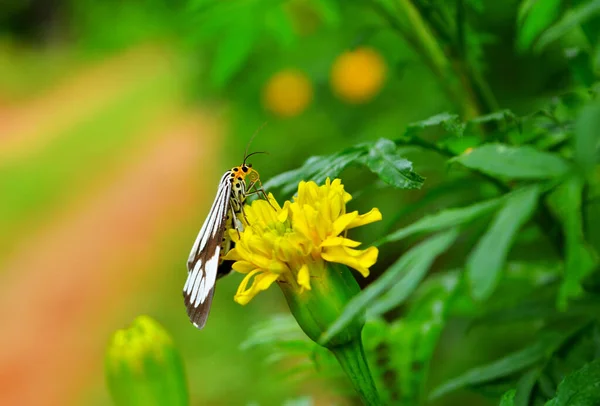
xmin=262 ymin=69 xmax=313 ymax=118
xmin=330 ymin=47 xmax=387 ymax=104
xmin=225 ymin=178 xmax=383 ymax=404
xmin=224 ymin=178 xmax=382 ymax=305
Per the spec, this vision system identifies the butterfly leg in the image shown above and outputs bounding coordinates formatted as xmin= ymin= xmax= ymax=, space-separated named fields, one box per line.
xmin=245 ymin=179 xmax=276 ymax=211
xmin=230 ymin=204 xmax=243 ymax=239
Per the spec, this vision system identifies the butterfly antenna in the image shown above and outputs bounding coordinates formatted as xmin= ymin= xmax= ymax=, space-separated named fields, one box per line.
xmin=243 ymin=121 xmax=269 ymax=163
xmin=243 ymin=151 xmax=269 ymax=166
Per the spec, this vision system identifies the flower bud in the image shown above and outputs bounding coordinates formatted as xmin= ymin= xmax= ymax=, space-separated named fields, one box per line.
xmin=280 ymin=262 xmax=382 ymax=405
xmin=279 ymin=262 xmax=364 ymax=348
xmin=105 ymin=315 xmax=189 ymax=406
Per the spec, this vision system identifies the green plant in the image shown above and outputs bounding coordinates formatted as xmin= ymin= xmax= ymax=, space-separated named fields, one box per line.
xmin=98 ymin=0 xmax=600 ymax=404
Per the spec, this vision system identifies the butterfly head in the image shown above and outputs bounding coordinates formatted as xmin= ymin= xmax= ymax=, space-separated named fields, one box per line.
xmin=236 ymin=150 xmax=268 ymax=183
xmin=231 ymin=163 xmax=258 ymax=182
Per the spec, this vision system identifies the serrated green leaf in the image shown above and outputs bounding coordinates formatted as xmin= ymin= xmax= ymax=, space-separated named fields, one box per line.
xmin=362 ymin=138 xmax=425 ymax=189
xmin=210 ymin=23 xmax=257 ymax=88
xmin=263 ymin=147 xmax=366 ymax=195
xmin=263 ymin=139 xmax=423 ymax=196
xmin=406 ymin=112 xmax=464 ymax=136
xmin=536 ymin=0 xmax=600 ymax=52
xmin=517 ymin=0 xmax=562 ymax=51
xmin=320 ymin=229 xmax=459 ymax=345
xmin=453 ymin=143 xmax=570 ymax=179
xmin=548 ymin=176 xmax=598 ymax=309
xmin=469 ymin=109 xmax=518 ymax=125
xmin=467 ymin=185 xmax=541 ymax=300
xmin=377 ymin=197 xmax=503 ymax=246
xmin=373 ymin=272 xmax=460 ymax=405
xmin=544 ymin=360 xmax=600 ymax=406
xmin=430 ymin=331 xmax=573 ymax=400
xmin=574 ymin=102 xmax=600 ymax=175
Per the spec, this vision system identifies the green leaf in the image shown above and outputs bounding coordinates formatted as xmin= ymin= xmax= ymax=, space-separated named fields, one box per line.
xmin=514 ymin=368 xmax=542 ymax=406
xmin=405 ymin=112 xmax=465 ymax=137
xmin=361 ymin=138 xmax=425 ymax=190
xmin=264 ymin=147 xmax=366 ymax=195
xmin=430 ymin=331 xmax=573 ymax=400
xmin=380 ymin=272 xmax=460 ymax=404
xmin=264 ymin=139 xmax=424 ymax=196
xmin=367 ymin=242 xmax=459 ymax=317
xmin=320 ymin=229 xmax=459 ymax=345
xmin=264 ymin=6 xmax=296 ymax=49
xmin=517 ymin=0 xmax=562 ymax=51
xmin=467 ymin=185 xmax=541 ymax=300
xmin=468 ymin=109 xmax=518 ymax=125
xmin=361 ymin=274 xmax=460 ymax=404
xmin=210 ymin=23 xmax=257 ymax=88
xmin=566 ymin=48 xmax=597 ymax=87
xmin=544 ymin=360 xmax=600 ymax=406
xmin=536 ymin=0 xmax=600 ymax=52
xmin=309 ymin=0 xmax=341 ymax=27
xmin=548 ymin=176 xmax=598 ymax=309
xmin=377 ymin=197 xmax=503 ymax=246
xmin=453 ymin=143 xmax=571 ymax=179
xmin=500 ymin=389 xmax=516 ymax=406
xmin=574 ymin=102 xmax=600 ymax=175
xmin=240 ymin=314 xmax=306 ymax=350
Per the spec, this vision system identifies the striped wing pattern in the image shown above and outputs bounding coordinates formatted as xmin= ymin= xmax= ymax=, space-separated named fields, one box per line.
xmin=183 ymin=172 xmax=233 ymax=329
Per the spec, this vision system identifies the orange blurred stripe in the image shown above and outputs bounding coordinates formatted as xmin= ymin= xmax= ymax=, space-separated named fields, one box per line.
xmin=0 ymin=44 xmax=179 ymax=162
xmin=0 ymin=113 xmax=221 ymax=406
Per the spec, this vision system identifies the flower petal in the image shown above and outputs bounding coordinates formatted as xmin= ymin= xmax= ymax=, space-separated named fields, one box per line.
xmin=231 ymin=260 xmax=255 ymax=274
xmin=297 ymin=264 xmax=311 ymax=292
xmin=320 ymin=236 xmax=361 ymax=248
xmin=234 ymin=271 xmax=280 ymax=305
xmin=331 ymin=212 xmax=359 ymax=236
xmin=222 ymin=248 xmax=242 ymax=262
xmin=346 ymin=208 xmax=382 ymax=229
xmin=228 ymin=228 xmax=241 ymax=243
xmin=321 ymin=246 xmax=379 ymax=277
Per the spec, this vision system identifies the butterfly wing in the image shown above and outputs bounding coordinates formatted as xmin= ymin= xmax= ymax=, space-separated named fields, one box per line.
xmin=184 ymin=172 xmax=232 ymax=329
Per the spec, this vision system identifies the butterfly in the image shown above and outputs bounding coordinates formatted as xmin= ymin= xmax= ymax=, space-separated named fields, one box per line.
xmin=183 ymin=150 xmax=268 ymax=329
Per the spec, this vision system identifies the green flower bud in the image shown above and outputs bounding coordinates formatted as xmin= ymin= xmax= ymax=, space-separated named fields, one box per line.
xmin=279 ymin=262 xmax=364 ymax=348
xmin=105 ymin=315 xmax=189 ymax=406
xmin=280 ymin=262 xmax=381 ymax=406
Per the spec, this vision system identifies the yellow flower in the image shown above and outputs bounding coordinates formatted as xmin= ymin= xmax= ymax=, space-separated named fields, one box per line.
xmin=224 ymin=178 xmax=382 ymax=305
xmin=225 ymin=179 xmax=384 ymax=403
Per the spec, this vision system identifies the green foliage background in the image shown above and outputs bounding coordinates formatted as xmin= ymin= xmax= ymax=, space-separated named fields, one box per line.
xmin=2 ymin=0 xmax=600 ymax=405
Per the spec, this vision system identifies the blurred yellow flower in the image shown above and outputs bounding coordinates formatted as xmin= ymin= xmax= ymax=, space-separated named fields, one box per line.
xmin=262 ymin=69 xmax=313 ymax=117
xmin=330 ymin=47 xmax=387 ymax=104
xmin=223 ymin=178 xmax=381 ymax=305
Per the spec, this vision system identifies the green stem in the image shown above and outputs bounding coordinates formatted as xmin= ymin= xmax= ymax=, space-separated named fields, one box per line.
xmin=371 ymin=0 xmax=500 ymax=118
xmin=329 ymin=339 xmax=382 ymax=406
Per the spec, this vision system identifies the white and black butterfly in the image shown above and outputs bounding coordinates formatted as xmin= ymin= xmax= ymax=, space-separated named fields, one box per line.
xmin=183 ymin=153 xmax=268 ymax=329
